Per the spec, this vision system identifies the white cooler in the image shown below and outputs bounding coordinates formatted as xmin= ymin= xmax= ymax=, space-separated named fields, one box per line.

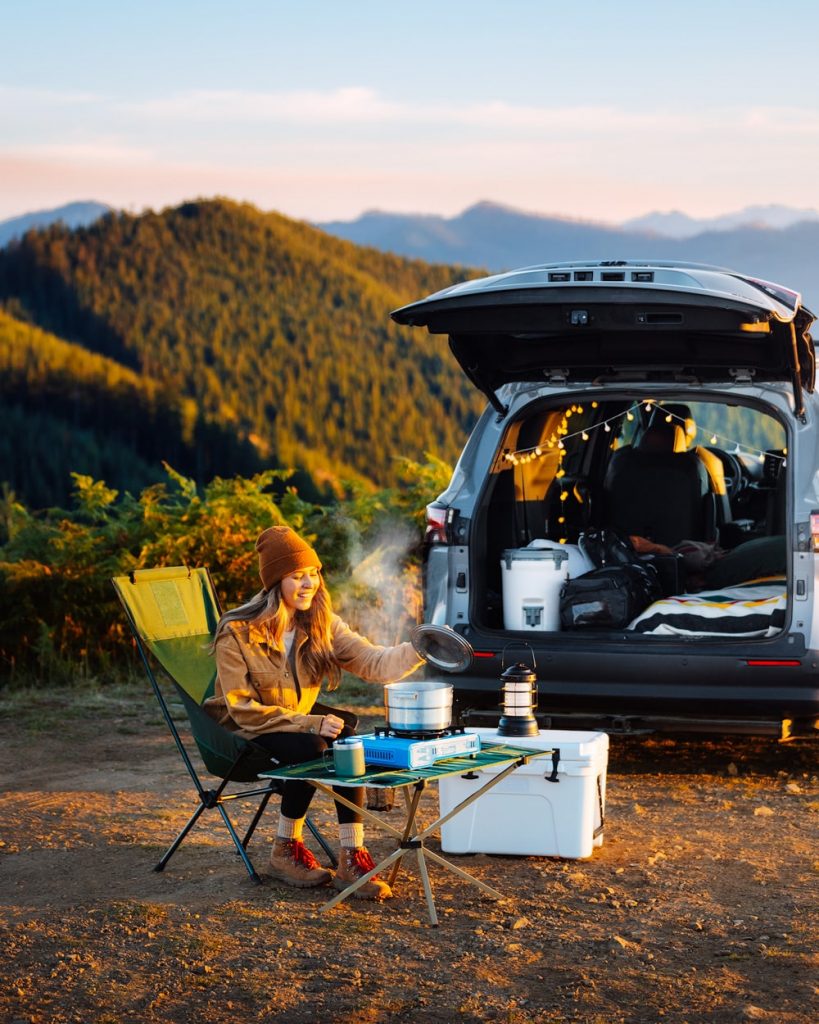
xmin=500 ymin=543 xmax=592 ymax=632
xmin=438 ymin=728 xmax=609 ymax=859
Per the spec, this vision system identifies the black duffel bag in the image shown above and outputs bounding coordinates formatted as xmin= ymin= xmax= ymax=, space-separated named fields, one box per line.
xmin=559 ymin=562 xmax=662 ymax=630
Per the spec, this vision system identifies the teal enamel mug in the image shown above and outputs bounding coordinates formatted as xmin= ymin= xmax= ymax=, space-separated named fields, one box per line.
xmin=324 ymin=736 xmax=365 ymax=777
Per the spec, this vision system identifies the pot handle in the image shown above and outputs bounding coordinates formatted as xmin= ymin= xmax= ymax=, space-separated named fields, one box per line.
xmin=386 ymin=688 xmax=419 ymax=704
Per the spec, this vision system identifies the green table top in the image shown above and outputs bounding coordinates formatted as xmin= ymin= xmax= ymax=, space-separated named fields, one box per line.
xmin=258 ymin=741 xmax=554 ymax=789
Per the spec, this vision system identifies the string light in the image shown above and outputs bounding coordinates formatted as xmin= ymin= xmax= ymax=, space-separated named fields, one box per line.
xmin=502 ymin=399 xmax=787 ymax=467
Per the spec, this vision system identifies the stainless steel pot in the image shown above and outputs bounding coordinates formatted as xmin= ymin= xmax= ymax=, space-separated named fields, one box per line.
xmin=384 ymin=680 xmax=454 ymax=734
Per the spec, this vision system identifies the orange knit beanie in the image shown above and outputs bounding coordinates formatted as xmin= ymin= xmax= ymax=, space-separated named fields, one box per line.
xmin=256 ymin=526 xmax=321 ymax=591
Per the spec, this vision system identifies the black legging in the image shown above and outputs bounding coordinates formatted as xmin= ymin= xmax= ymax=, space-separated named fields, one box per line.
xmin=251 ymin=704 xmax=364 ymax=824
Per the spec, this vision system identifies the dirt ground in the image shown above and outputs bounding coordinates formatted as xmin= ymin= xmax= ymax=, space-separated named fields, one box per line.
xmin=1 ymin=684 xmax=817 ymax=1024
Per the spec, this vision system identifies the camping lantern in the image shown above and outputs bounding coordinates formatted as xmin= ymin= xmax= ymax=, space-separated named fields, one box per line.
xmin=498 ymin=658 xmax=540 ymax=737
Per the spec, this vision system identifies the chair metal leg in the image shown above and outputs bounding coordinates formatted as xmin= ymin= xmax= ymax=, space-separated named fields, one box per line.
xmin=240 ymin=789 xmax=274 ymax=849
xmin=155 ymin=798 xmax=263 ymax=884
xmin=154 ymin=802 xmax=208 ymax=872
xmin=305 ymin=815 xmax=338 ymax=867
xmin=216 ymin=803 xmax=263 ymax=884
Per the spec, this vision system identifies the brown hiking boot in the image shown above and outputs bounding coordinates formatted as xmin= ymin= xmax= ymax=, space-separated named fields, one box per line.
xmin=268 ymin=838 xmax=332 ymax=888
xmin=333 ymin=846 xmax=392 ymax=900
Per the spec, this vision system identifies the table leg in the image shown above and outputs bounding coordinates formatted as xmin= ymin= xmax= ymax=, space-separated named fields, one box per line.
xmin=415 ymin=849 xmax=438 ymax=927
xmin=387 ymin=782 xmax=424 ymax=888
xmin=319 ymin=846 xmax=405 ymax=913
xmin=414 ymin=758 xmax=525 ymax=843
xmin=421 ymin=846 xmax=504 ymax=900
xmin=308 ymin=780 xmax=405 ymax=839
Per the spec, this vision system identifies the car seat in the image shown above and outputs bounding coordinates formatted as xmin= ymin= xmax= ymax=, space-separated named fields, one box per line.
xmin=660 ymin=403 xmax=732 ymax=530
xmin=603 ymin=411 xmax=714 ymax=546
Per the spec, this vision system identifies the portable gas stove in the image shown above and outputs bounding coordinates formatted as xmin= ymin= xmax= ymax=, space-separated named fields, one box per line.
xmin=361 ymin=726 xmax=481 ymax=770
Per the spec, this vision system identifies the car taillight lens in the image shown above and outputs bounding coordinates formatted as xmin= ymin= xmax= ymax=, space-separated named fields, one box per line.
xmin=811 ymin=510 xmax=819 ymax=552
xmin=425 ymin=502 xmax=450 ymax=544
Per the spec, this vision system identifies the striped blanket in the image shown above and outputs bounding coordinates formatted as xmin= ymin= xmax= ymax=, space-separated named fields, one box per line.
xmin=627 ymin=577 xmax=787 ymax=637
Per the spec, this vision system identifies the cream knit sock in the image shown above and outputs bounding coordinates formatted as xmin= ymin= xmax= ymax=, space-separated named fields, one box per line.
xmin=338 ymin=822 xmax=364 ymax=849
xmin=277 ymin=815 xmax=305 ymax=841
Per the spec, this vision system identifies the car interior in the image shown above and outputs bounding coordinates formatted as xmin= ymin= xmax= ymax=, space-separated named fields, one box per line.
xmin=474 ymin=395 xmax=789 ymax=638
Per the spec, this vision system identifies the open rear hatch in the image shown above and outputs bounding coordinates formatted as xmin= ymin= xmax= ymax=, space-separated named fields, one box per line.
xmin=392 ymin=262 xmax=815 ymax=416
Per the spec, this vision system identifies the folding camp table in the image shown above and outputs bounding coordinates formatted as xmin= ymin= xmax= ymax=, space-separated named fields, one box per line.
xmin=260 ymin=741 xmax=557 ymax=926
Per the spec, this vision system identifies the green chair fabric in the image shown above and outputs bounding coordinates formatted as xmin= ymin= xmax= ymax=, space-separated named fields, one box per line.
xmin=112 ymin=565 xmax=336 ymax=882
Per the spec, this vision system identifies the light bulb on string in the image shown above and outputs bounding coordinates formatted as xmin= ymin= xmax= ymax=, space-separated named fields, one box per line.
xmin=710 ymin=434 xmax=718 ymax=445
xmin=581 ymin=431 xmax=589 ymax=441
xmin=626 ymin=411 xmax=634 ymax=421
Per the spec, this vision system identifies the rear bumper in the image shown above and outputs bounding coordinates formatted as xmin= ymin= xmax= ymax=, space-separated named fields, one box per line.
xmin=436 ymin=633 xmax=819 ymax=726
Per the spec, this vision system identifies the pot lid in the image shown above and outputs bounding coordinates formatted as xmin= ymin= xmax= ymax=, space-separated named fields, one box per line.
xmin=392 ymin=261 xmax=816 ymax=417
xmin=410 ymin=624 xmax=473 ymax=673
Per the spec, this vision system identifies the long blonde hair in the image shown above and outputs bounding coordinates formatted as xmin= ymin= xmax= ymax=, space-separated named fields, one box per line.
xmin=213 ymin=574 xmax=341 ymax=690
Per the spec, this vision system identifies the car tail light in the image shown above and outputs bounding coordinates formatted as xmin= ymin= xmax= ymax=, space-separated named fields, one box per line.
xmin=425 ymin=502 xmax=451 ymax=544
xmin=811 ymin=510 xmax=819 ymax=552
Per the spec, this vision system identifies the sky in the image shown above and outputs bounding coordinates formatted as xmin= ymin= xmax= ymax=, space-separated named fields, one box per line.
xmin=2 ymin=0 xmax=819 ymax=224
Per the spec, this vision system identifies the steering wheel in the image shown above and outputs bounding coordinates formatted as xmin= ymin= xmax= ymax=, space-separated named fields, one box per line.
xmin=706 ymin=447 xmax=744 ymax=500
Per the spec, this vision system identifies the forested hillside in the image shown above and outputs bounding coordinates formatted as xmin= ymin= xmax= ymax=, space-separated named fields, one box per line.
xmin=0 ymin=199 xmax=482 ymax=506
xmin=0 ymin=310 xmax=293 ymax=506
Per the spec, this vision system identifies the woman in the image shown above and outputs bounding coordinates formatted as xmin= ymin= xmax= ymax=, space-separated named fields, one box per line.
xmin=205 ymin=525 xmax=422 ymax=900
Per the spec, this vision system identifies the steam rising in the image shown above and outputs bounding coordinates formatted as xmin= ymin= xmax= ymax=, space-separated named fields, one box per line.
xmin=332 ymin=518 xmax=422 ymax=647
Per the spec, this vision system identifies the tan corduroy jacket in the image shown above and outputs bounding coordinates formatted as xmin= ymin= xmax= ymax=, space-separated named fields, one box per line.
xmin=204 ymin=615 xmax=422 ymax=737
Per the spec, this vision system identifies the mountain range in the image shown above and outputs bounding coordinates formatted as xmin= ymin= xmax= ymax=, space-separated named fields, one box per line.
xmin=0 ymin=201 xmax=111 ymax=248
xmin=318 ymin=201 xmax=819 ymax=308
xmin=5 ymin=197 xmax=819 ymax=305
xmin=621 ymin=204 xmax=819 ymax=238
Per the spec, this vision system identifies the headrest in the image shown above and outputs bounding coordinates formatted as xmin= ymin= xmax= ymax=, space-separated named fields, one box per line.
xmin=641 ymin=404 xmax=696 ymax=452
xmin=637 ymin=415 xmax=687 ymax=453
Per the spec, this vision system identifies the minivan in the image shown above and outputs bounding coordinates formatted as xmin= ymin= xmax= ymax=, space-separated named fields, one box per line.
xmin=393 ymin=261 xmax=819 ymax=737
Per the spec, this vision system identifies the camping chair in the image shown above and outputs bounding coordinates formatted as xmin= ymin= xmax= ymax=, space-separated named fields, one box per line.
xmin=112 ymin=565 xmax=336 ymax=884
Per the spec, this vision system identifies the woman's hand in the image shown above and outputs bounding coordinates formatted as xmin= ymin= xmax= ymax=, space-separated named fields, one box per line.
xmin=319 ymin=714 xmax=345 ymax=740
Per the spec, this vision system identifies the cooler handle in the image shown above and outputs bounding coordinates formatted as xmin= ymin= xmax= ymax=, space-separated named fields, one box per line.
xmin=593 ymin=774 xmax=605 ymax=838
